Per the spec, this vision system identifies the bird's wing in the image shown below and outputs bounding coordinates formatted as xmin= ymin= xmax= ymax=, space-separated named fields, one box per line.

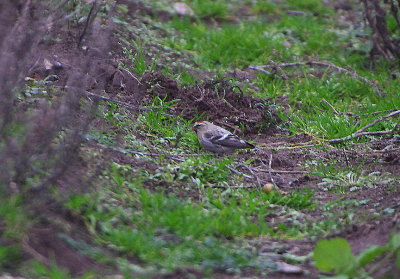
xmin=205 ymin=132 xmax=254 ymax=148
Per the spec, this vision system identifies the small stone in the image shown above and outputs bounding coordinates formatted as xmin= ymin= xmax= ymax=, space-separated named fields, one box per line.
xmin=173 ymin=2 xmax=194 ymax=17
xmin=44 ymin=58 xmax=52 ymax=70
xmin=276 ymin=261 xmax=303 ymax=274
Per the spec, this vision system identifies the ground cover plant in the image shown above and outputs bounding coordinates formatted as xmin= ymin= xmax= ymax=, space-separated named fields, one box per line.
xmin=1 ymin=0 xmax=400 ymax=278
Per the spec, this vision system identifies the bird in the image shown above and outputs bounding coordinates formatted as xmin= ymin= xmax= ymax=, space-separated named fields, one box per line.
xmin=193 ymin=121 xmax=255 ymax=154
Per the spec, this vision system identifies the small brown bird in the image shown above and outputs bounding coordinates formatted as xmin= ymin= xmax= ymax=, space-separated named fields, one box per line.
xmin=193 ymin=121 xmax=255 ymax=154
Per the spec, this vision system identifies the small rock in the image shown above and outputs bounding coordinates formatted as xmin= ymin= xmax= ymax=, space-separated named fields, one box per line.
xmin=43 ymin=58 xmax=52 ymax=70
xmin=53 ymin=61 xmax=63 ymax=69
xmin=173 ymin=2 xmax=194 ymax=17
xmin=276 ymin=261 xmax=303 ymax=274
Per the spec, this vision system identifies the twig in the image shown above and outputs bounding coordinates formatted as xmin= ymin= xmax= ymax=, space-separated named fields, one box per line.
xmin=248 ymin=65 xmax=270 ymax=75
xmin=78 ymin=1 xmax=97 ymax=46
xmin=195 ymin=85 xmax=205 ymax=103
xmin=347 ymin=109 xmax=398 ymax=118
xmin=55 ymin=86 xmax=173 ymax=115
xmin=250 ymin=61 xmax=384 ymax=97
xmin=225 ymin=165 xmax=253 ymax=180
xmin=83 ymin=90 xmax=160 ymax=112
xmin=120 ymin=67 xmax=142 ymax=85
xmin=299 ymin=128 xmax=323 ymax=145
xmin=268 ymin=154 xmax=276 ymax=186
xmin=371 ymin=146 xmax=400 ymax=153
xmin=321 ymin=98 xmax=339 ymax=115
xmin=287 ymin=10 xmax=307 ymax=16
xmin=329 ymin=110 xmax=400 ymax=144
xmin=204 ymin=184 xmax=254 ymax=189
xmin=222 ymin=98 xmax=240 ymax=113
xmin=290 ymin=61 xmax=383 ymax=96
xmin=342 ymin=148 xmax=350 ymax=167
xmin=269 ymin=59 xmax=288 ymax=80
xmin=256 ymin=169 xmax=307 ymax=174
xmin=236 ymin=164 xmax=261 ymax=186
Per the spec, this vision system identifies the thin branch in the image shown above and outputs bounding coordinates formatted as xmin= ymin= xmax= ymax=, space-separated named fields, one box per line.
xmin=222 ymin=98 xmax=240 ymax=113
xmin=268 ymin=154 xmax=276 ymax=186
xmin=371 ymin=147 xmax=400 ymax=153
xmin=83 ymin=90 xmax=159 ymax=112
xmin=120 ymin=67 xmax=142 ymax=85
xmin=253 ymin=167 xmax=308 ymax=174
xmin=348 ymin=109 xmax=398 ymax=118
xmin=236 ymin=164 xmax=261 ymax=186
xmin=249 ymin=65 xmax=270 ymax=75
xmin=287 ymin=10 xmax=307 ymax=16
xmin=343 ymin=110 xmax=400 ymax=136
xmin=78 ymin=1 xmax=97 ymax=46
xmin=342 ymin=148 xmax=350 ymax=167
xmin=56 ymin=86 xmax=173 ymax=115
xmin=225 ymin=165 xmax=253 ymax=180
xmin=195 ymin=85 xmax=205 ymax=103
xmin=250 ymin=61 xmax=384 ymax=97
xmin=329 ymin=110 xmax=400 ymax=144
xmin=204 ymin=184 xmax=255 ymax=189
xmin=321 ymin=98 xmax=339 ymax=115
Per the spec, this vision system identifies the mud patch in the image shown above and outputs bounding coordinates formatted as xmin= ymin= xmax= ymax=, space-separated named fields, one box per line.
xmin=139 ymin=72 xmax=279 ymax=136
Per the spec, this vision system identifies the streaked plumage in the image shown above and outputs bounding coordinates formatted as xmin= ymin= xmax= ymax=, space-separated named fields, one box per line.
xmin=193 ymin=121 xmax=255 ymax=154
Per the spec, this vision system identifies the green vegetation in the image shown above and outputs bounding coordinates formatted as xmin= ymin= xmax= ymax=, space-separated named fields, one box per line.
xmin=65 ymin=162 xmax=316 ymax=273
xmin=161 ymin=0 xmax=400 ymax=142
xmin=314 ymin=235 xmax=400 ymax=278
xmin=121 ymin=42 xmax=159 ymax=76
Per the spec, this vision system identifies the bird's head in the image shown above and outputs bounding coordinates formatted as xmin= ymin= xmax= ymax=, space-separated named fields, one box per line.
xmin=193 ymin=121 xmax=208 ymax=132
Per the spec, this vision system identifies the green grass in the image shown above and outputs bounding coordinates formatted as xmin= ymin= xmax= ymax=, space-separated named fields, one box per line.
xmin=128 ymin=0 xmax=400 ymax=145
xmin=120 ymin=41 xmax=158 ymax=76
xmin=155 ymin=155 xmax=233 ymax=184
xmin=307 ymin=157 xmax=400 ymax=193
xmin=157 ymin=1 xmax=400 ymax=143
xmin=64 ymin=163 xmax=317 ymax=272
xmin=0 ymin=191 xmax=32 ymax=273
xmin=261 ymin=69 xmax=400 ymax=141
xmin=186 ymin=0 xmax=230 ymax=19
xmin=27 ymin=261 xmax=94 ymax=279
xmin=167 ymin=13 xmax=340 ymax=69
